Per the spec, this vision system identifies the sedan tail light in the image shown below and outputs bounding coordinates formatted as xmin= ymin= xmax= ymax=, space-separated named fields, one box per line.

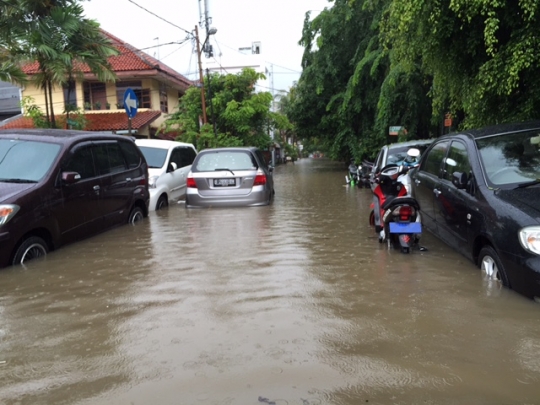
xmin=187 ymin=177 xmax=197 ymax=188
xmin=253 ymin=172 xmax=267 ymax=186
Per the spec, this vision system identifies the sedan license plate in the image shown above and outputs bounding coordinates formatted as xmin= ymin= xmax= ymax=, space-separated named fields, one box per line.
xmin=213 ymin=178 xmax=236 ymax=187
xmin=389 ymin=222 xmax=422 ymax=234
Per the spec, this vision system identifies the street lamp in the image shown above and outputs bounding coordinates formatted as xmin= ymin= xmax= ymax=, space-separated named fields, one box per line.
xmin=195 ymin=25 xmax=217 ymax=126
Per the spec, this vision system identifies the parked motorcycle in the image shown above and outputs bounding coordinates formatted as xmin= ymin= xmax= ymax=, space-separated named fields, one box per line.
xmin=359 ymin=160 xmax=373 ymax=188
xmin=369 ymin=163 xmax=422 ymax=253
xmin=346 ymin=159 xmax=360 ymax=186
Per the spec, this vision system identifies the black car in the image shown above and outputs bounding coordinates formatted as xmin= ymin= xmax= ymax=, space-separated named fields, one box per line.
xmin=410 ymin=121 xmax=540 ymax=300
xmin=0 ymin=129 xmax=149 ymax=268
xmin=370 ymin=139 xmax=433 ymax=193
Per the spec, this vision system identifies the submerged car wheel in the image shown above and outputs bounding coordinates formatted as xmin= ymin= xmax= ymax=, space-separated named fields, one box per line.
xmin=156 ymin=195 xmax=168 ymax=210
xmin=128 ymin=206 xmax=144 ymax=224
xmin=479 ymin=246 xmax=509 ymax=287
xmin=12 ymin=236 xmax=48 ymax=265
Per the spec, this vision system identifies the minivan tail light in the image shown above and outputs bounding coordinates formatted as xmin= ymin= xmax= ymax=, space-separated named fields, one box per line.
xmin=253 ymin=173 xmax=267 ymax=186
xmin=187 ymin=177 xmax=197 ymax=188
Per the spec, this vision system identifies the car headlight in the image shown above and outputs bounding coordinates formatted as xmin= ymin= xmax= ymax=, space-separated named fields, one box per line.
xmin=0 ymin=204 xmax=20 ymax=226
xmin=148 ymin=175 xmax=159 ymax=189
xmin=519 ymin=226 xmax=540 ymax=255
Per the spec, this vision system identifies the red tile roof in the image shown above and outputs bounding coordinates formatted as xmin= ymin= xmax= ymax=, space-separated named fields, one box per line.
xmin=86 ymin=111 xmax=161 ymax=131
xmin=0 ymin=111 xmax=161 ymax=132
xmin=21 ymin=30 xmax=193 ymax=90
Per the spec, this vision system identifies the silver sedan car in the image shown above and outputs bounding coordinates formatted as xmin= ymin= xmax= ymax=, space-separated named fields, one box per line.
xmin=185 ymin=147 xmax=274 ymax=208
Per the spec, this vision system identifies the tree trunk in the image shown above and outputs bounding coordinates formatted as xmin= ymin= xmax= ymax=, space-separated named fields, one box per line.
xmin=48 ymin=80 xmax=56 ymax=128
xmin=44 ymin=82 xmax=50 ymax=126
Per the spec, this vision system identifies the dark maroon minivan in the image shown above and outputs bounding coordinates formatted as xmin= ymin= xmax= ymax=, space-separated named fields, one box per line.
xmin=0 ymin=129 xmax=149 ymax=268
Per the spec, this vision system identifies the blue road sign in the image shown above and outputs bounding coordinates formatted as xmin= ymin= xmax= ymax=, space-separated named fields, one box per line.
xmin=123 ymin=88 xmax=138 ymax=119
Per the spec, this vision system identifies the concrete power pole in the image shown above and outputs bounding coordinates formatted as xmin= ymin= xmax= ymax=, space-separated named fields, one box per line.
xmin=195 ymin=25 xmax=208 ymax=125
xmin=269 ymin=64 xmax=276 ymax=166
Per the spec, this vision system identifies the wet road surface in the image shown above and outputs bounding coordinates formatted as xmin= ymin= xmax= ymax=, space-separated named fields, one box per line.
xmin=1 ymin=158 xmax=540 ymax=405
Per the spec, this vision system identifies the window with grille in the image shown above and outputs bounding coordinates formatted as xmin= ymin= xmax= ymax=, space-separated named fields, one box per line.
xmin=116 ymin=81 xmax=151 ymax=109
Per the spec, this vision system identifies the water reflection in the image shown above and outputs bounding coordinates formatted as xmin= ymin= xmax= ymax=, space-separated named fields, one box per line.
xmin=0 ymin=158 xmax=539 ymax=405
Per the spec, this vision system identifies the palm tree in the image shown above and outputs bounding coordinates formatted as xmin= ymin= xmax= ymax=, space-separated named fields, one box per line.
xmin=1 ymin=0 xmax=118 ymax=127
xmin=25 ymin=2 xmax=118 ymax=127
xmin=0 ymin=0 xmax=27 ymax=84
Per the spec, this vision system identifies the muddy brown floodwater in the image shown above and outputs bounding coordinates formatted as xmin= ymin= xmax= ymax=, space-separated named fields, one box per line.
xmin=1 ymin=158 xmax=540 ymax=405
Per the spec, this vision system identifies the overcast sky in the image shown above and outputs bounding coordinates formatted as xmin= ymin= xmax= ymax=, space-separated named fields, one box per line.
xmin=82 ymin=0 xmax=330 ymax=92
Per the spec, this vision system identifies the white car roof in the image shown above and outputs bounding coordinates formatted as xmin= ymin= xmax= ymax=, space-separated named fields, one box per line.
xmin=135 ymin=139 xmax=196 ymax=150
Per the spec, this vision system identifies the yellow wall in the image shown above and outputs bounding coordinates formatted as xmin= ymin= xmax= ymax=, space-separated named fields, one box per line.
xmin=23 ymin=82 xmax=65 ymax=115
xmin=22 ymin=77 xmax=186 ymax=134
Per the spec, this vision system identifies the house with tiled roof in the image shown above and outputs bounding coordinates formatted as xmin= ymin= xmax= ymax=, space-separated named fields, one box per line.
xmin=0 ymin=29 xmax=193 ymax=137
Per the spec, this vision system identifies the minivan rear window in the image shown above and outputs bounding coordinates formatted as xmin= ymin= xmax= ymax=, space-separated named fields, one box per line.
xmin=0 ymin=139 xmax=61 ymax=182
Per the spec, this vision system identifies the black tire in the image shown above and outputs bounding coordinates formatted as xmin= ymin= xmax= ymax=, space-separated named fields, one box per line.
xmin=128 ymin=206 xmax=144 ymax=224
xmin=156 ymin=195 xmax=168 ymax=210
xmin=184 ymin=195 xmax=189 ymax=208
xmin=478 ymin=246 xmax=510 ymax=287
xmin=268 ymin=189 xmax=275 ymax=204
xmin=12 ymin=236 xmax=48 ymax=265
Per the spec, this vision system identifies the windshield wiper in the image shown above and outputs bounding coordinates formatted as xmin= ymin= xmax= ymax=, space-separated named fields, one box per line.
xmin=0 ymin=178 xmax=37 ymax=183
xmin=214 ymin=168 xmax=235 ymax=175
xmin=515 ymin=179 xmax=540 ymax=189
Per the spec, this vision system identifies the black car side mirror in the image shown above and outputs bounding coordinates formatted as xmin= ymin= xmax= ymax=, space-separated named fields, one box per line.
xmin=61 ymin=171 xmax=81 ymax=184
xmin=452 ymin=171 xmax=467 ymax=189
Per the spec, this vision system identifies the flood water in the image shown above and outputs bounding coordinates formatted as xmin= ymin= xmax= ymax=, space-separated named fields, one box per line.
xmin=1 ymin=158 xmax=540 ymax=405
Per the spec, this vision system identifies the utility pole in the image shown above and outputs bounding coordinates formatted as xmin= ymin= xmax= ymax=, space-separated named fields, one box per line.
xmin=269 ymin=64 xmax=276 ymax=167
xmin=206 ymin=68 xmax=217 ymax=136
xmin=195 ymin=25 xmax=208 ymax=125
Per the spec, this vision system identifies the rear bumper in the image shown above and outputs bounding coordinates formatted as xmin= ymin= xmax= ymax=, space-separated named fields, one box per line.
xmin=186 ymin=188 xmax=271 ymax=208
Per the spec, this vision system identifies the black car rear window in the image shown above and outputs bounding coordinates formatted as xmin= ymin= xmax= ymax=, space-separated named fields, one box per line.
xmin=118 ymin=140 xmax=142 ymax=169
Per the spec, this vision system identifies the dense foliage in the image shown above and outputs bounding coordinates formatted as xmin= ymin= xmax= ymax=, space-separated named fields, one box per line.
xmin=291 ymin=0 xmax=540 ymax=162
xmin=161 ymin=68 xmax=291 ymax=151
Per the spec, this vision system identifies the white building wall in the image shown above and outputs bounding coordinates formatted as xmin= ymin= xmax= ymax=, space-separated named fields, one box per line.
xmin=204 ymin=42 xmax=270 ymax=94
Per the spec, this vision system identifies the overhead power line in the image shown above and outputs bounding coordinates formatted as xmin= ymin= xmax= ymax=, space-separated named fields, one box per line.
xmin=126 ymin=0 xmax=192 ymax=35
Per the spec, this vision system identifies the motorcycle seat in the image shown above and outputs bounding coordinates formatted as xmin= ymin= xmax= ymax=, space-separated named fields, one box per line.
xmin=381 ymin=196 xmax=420 ymax=211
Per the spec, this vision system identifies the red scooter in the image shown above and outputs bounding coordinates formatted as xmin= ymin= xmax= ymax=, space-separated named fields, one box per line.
xmin=369 ymin=164 xmax=422 ymax=253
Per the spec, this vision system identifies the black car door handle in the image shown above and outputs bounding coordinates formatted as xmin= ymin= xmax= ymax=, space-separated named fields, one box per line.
xmin=433 ymin=188 xmax=441 ymax=197
xmin=414 ymin=179 xmax=421 ymax=185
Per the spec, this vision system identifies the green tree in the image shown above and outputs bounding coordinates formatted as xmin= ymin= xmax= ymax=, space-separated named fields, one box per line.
xmin=0 ymin=0 xmax=118 ymax=128
xmin=161 ymin=68 xmax=276 ymax=151
xmin=290 ymin=0 xmax=435 ymax=163
xmin=381 ymin=0 xmax=540 ymax=128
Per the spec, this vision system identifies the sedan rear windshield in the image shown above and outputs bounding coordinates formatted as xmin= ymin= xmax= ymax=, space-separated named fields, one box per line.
xmin=387 ymin=143 xmax=430 ymax=166
xmin=477 ymin=130 xmax=540 ymax=186
xmin=193 ymin=151 xmax=257 ymax=172
xmin=0 ymin=139 xmax=61 ymax=183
